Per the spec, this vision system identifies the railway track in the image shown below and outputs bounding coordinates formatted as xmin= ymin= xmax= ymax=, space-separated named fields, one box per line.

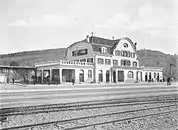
xmin=1 ymin=104 xmax=177 ymax=130
xmin=1 ymin=88 xmax=177 ymax=109
xmin=0 ymin=94 xmax=177 ymax=116
xmin=1 ymin=94 xmax=178 ymax=130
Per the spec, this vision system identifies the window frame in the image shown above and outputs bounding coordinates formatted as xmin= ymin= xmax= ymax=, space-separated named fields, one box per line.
xmin=87 ymin=58 xmax=93 ymax=63
xmin=128 ymin=71 xmax=134 ymax=79
xmin=113 ymin=60 xmax=118 ymax=66
xmin=133 ymin=61 xmax=137 ymax=67
xmin=97 ymin=58 xmax=104 ymax=64
xmin=121 ymin=59 xmax=131 ymax=67
xmin=115 ymin=50 xmax=120 ymax=56
xmin=105 ymin=59 xmax=111 ymax=65
xmin=100 ymin=47 xmax=107 ymax=53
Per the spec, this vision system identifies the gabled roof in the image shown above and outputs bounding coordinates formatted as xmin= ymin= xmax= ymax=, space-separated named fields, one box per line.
xmin=76 ymin=36 xmax=139 ymax=58
xmin=110 ymin=37 xmax=137 ymax=53
xmin=88 ymin=36 xmax=139 ymax=58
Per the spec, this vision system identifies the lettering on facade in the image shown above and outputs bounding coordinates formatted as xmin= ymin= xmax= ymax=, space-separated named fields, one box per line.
xmin=72 ymin=49 xmax=88 ymax=56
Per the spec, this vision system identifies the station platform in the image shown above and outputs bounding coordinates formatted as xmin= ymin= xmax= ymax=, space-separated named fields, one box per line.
xmin=0 ymin=82 xmax=177 ymax=93
xmin=0 ymin=82 xmax=177 ymax=108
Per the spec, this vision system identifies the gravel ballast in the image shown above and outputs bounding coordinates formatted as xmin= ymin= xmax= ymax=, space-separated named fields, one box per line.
xmin=1 ymin=102 xmax=178 ymax=130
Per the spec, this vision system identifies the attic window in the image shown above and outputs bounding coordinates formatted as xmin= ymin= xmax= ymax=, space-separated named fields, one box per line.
xmin=100 ymin=47 xmax=107 ymax=53
xmin=123 ymin=43 xmax=128 ymax=48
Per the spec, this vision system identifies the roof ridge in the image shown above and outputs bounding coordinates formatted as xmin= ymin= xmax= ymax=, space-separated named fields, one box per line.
xmin=92 ymin=42 xmax=113 ymax=47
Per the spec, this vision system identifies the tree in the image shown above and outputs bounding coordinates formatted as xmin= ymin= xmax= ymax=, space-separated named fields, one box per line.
xmin=9 ymin=61 xmax=29 ymax=83
xmin=9 ymin=61 xmax=20 ymax=66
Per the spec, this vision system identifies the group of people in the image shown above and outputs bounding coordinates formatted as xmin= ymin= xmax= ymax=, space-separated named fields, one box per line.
xmin=11 ymin=76 xmax=172 ymax=86
xmin=11 ymin=75 xmax=36 ymax=85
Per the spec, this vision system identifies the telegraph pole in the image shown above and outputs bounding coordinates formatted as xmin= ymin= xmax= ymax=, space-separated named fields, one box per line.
xmin=170 ymin=64 xmax=175 ymax=84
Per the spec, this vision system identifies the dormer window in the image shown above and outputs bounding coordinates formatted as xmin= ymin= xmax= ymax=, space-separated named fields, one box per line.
xmin=100 ymin=47 xmax=107 ymax=53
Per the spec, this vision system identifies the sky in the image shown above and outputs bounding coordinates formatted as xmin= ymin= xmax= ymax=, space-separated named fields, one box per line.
xmin=0 ymin=0 xmax=177 ymax=55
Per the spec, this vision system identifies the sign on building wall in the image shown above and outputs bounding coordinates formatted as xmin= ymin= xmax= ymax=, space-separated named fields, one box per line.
xmin=72 ymin=49 xmax=88 ymax=56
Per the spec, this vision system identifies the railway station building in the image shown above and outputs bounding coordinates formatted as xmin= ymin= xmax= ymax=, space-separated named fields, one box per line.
xmin=35 ymin=35 xmax=163 ymax=84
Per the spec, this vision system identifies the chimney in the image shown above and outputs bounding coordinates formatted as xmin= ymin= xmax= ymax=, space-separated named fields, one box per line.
xmin=90 ymin=32 xmax=94 ymax=43
xmin=86 ymin=35 xmax=90 ymax=42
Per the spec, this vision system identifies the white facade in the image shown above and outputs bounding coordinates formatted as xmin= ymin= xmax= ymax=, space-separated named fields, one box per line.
xmin=35 ymin=36 xmax=163 ymax=84
xmin=0 ymin=74 xmax=6 ymax=83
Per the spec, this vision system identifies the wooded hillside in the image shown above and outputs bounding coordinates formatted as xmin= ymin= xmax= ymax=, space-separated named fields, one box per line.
xmin=0 ymin=48 xmax=177 ymax=80
xmin=138 ymin=49 xmax=177 ymax=80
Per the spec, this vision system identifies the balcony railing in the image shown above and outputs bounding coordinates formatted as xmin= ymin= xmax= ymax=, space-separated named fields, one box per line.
xmin=35 ymin=60 xmax=93 ymax=67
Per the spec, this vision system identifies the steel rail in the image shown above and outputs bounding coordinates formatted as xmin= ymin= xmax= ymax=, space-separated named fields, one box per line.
xmin=1 ymin=104 xmax=177 ymax=130
xmin=0 ymin=94 xmax=178 ymax=114
xmin=1 ymin=94 xmax=177 ymax=115
xmin=66 ymin=110 xmax=178 ymax=130
xmin=1 ymin=99 xmax=177 ymax=117
xmin=1 ymin=93 xmax=177 ymax=112
xmin=1 ymin=89 xmax=177 ymax=106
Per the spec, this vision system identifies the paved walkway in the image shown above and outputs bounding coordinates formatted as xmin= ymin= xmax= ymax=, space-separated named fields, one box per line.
xmin=0 ymin=82 xmax=177 ymax=108
xmin=0 ymin=82 xmax=177 ymax=93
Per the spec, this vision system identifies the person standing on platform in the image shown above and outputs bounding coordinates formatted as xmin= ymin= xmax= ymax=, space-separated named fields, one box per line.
xmin=12 ymin=78 xmax=15 ymax=84
xmin=72 ymin=78 xmax=75 ymax=85
xmin=167 ymin=77 xmax=170 ymax=86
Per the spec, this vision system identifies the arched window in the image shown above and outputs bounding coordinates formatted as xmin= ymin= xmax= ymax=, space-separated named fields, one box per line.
xmin=79 ymin=69 xmax=84 ymax=82
xmin=149 ymin=72 xmax=151 ymax=81
xmin=98 ymin=70 xmax=103 ymax=82
xmin=128 ymin=71 xmax=134 ymax=79
xmin=145 ymin=72 xmax=148 ymax=81
xmin=88 ymin=70 xmax=92 ymax=78
xmin=154 ymin=73 xmax=156 ymax=78
xmin=133 ymin=62 xmax=137 ymax=67
xmin=113 ymin=71 xmax=116 ymax=83
xmin=157 ymin=73 xmax=159 ymax=82
xmin=106 ymin=70 xmax=110 ymax=82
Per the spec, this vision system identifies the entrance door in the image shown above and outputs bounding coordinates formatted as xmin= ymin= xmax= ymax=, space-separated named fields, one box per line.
xmin=79 ymin=70 xmax=84 ymax=82
xmin=145 ymin=72 xmax=148 ymax=82
xmin=149 ymin=72 xmax=151 ymax=82
xmin=157 ymin=73 xmax=159 ymax=82
xmin=37 ymin=70 xmax=42 ymax=83
xmin=106 ymin=70 xmax=110 ymax=82
xmin=113 ymin=71 xmax=116 ymax=83
xmin=52 ymin=69 xmax=59 ymax=84
xmin=118 ymin=70 xmax=124 ymax=82
xmin=62 ymin=69 xmax=75 ymax=82
xmin=140 ymin=72 xmax=142 ymax=81
xmin=136 ymin=71 xmax=139 ymax=81
xmin=43 ymin=70 xmax=50 ymax=83
xmin=98 ymin=70 xmax=103 ymax=82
